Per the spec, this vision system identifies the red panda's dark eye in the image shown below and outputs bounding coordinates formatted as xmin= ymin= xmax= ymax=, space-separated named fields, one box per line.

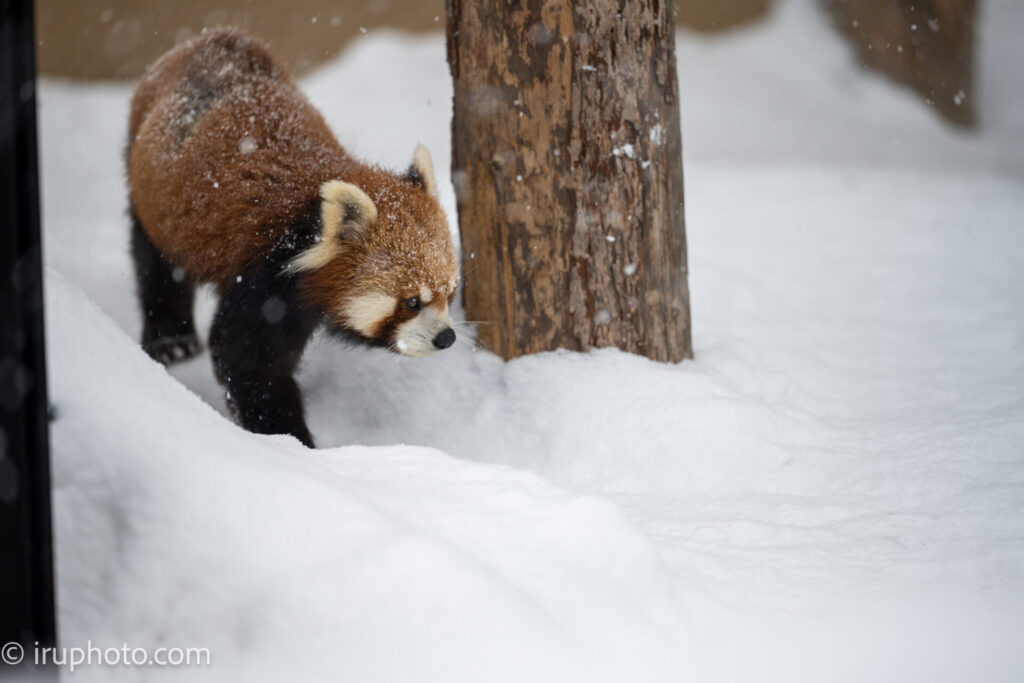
xmin=406 ymin=297 xmax=421 ymax=311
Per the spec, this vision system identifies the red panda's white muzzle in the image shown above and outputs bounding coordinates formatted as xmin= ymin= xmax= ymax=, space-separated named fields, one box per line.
xmin=394 ymin=306 xmax=454 ymax=357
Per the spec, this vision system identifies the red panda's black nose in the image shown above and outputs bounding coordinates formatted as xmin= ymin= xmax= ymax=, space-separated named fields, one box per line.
xmin=433 ymin=327 xmax=456 ymax=350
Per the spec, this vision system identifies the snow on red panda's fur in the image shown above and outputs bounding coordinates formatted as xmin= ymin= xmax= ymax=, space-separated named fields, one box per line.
xmin=126 ymin=27 xmax=459 ymax=447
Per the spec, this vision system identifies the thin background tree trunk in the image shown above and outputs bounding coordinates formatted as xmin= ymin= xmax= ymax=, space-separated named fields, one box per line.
xmin=824 ymin=0 xmax=977 ymax=127
xmin=446 ymin=0 xmax=692 ymax=363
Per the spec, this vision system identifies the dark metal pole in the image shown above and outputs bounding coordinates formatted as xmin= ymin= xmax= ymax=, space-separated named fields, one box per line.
xmin=0 ymin=0 xmax=57 ymax=677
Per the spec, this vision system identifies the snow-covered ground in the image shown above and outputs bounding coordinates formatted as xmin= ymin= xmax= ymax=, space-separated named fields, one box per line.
xmin=38 ymin=2 xmax=1024 ymax=681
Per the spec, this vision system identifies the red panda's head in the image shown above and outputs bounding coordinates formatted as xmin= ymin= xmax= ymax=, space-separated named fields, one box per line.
xmin=287 ymin=145 xmax=460 ymax=357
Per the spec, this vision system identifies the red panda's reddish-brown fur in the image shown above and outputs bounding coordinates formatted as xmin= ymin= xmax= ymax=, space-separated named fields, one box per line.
xmin=129 ymin=28 xmax=344 ymax=286
xmin=127 ymin=28 xmax=459 ymax=446
xmin=127 ymin=28 xmax=456 ymax=317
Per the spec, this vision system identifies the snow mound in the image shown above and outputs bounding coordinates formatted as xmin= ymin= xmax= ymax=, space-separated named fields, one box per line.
xmin=45 ymin=272 xmax=688 ymax=682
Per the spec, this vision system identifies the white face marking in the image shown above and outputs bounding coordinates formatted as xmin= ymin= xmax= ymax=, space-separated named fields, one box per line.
xmin=394 ymin=305 xmax=453 ymax=357
xmin=341 ymin=292 xmax=396 ymax=337
xmin=419 ymin=284 xmax=433 ymax=304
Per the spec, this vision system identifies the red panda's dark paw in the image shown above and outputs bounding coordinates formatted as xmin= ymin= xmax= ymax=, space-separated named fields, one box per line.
xmin=143 ymin=334 xmax=203 ymax=365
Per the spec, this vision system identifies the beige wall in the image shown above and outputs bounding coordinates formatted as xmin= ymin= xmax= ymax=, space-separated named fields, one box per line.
xmin=35 ymin=0 xmax=773 ymax=80
xmin=36 ymin=0 xmax=446 ymax=79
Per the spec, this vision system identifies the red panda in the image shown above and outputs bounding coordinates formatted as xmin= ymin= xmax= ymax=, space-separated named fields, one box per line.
xmin=126 ymin=27 xmax=459 ymax=447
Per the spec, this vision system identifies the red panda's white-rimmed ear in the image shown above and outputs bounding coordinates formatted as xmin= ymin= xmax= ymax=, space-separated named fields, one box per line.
xmin=284 ymin=180 xmax=376 ymax=274
xmin=320 ymin=180 xmax=377 ymax=240
xmin=406 ymin=144 xmax=438 ymax=198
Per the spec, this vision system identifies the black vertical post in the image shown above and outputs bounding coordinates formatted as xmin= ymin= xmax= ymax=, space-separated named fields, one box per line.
xmin=0 ymin=0 xmax=57 ymax=676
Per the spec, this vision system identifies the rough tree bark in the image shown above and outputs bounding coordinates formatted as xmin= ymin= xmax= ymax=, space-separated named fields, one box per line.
xmin=824 ymin=0 xmax=977 ymax=127
xmin=446 ymin=0 xmax=692 ymax=363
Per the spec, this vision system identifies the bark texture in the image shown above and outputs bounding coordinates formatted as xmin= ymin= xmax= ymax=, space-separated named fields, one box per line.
xmin=824 ymin=0 xmax=977 ymax=127
xmin=447 ymin=0 xmax=692 ymax=363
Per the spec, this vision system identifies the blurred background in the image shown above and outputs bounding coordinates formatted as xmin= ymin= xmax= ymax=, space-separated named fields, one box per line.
xmin=35 ymin=0 xmax=774 ymax=77
xmin=34 ymin=0 xmax=975 ymax=127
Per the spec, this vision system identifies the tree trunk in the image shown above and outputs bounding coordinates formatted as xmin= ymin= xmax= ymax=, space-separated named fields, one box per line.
xmin=823 ymin=0 xmax=977 ymax=127
xmin=446 ymin=0 xmax=692 ymax=363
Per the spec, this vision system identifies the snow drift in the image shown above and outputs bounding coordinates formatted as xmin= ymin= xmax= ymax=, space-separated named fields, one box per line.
xmin=47 ymin=271 xmax=688 ymax=682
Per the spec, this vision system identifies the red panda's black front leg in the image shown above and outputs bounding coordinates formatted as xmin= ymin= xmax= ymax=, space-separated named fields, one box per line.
xmin=209 ymin=259 xmax=323 ymax=447
xmin=130 ymin=204 xmax=201 ymax=364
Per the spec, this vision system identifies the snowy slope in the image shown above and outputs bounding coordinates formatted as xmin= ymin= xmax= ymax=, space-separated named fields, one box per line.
xmin=38 ymin=1 xmax=1024 ymax=681
xmin=46 ymin=272 xmax=688 ymax=682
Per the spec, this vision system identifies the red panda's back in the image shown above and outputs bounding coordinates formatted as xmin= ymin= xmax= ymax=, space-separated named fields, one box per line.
xmin=128 ymin=28 xmax=351 ymax=285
